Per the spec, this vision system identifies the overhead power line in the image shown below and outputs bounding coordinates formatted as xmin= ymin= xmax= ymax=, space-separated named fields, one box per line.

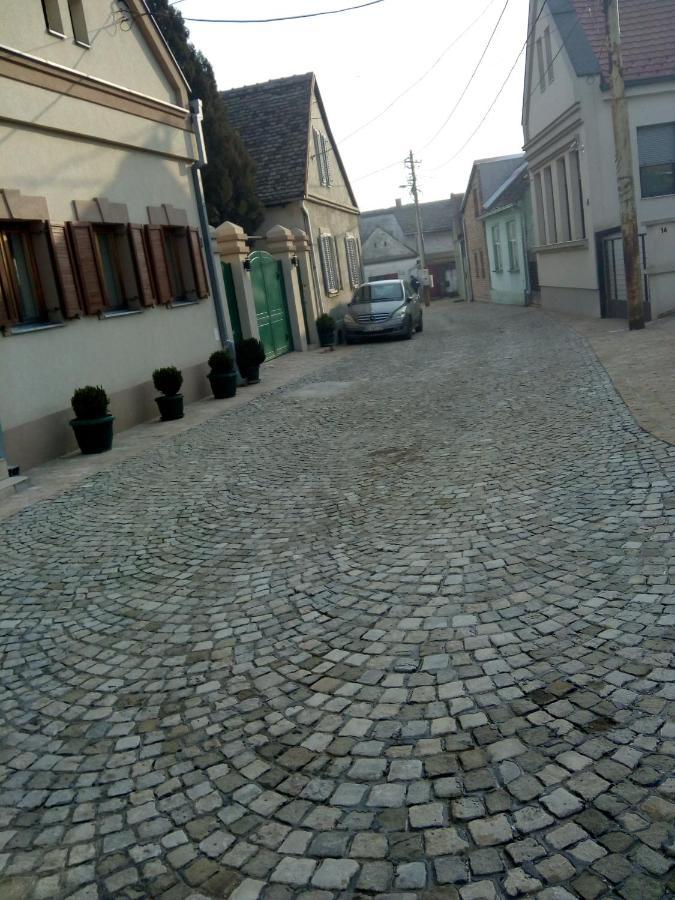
xmin=339 ymin=0 xmax=500 ymax=144
xmin=430 ymin=4 xmax=576 ymax=172
xmin=353 ymin=0 xmax=547 ymax=184
xmin=421 ymin=0 xmax=511 ymax=151
xmin=178 ymin=0 xmax=386 ymax=24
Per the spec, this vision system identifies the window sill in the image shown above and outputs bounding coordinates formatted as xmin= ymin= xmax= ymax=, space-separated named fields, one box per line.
xmin=100 ymin=308 xmax=143 ymax=319
xmin=47 ymin=29 xmax=67 ymax=39
xmin=4 ymin=321 xmax=65 ymax=336
xmin=534 ymin=238 xmax=588 ymax=253
xmin=169 ymin=299 xmax=199 ymax=308
xmin=74 ymin=40 xmax=91 ymax=49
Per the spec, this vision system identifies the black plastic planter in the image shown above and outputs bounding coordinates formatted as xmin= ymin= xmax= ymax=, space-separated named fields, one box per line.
xmin=318 ymin=330 xmax=335 ymax=348
xmin=155 ymin=394 xmax=184 ymax=421
xmin=70 ymin=415 xmax=114 ymax=454
xmin=242 ymin=366 xmax=260 ymax=385
xmin=208 ymin=371 xmax=237 ymax=399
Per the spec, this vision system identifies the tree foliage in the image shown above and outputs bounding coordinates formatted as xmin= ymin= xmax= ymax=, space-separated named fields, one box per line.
xmin=145 ymin=0 xmax=264 ymax=232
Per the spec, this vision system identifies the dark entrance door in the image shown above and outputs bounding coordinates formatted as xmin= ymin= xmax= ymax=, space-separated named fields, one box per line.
xmin=599 ymin=231 xmax=651 ymax=321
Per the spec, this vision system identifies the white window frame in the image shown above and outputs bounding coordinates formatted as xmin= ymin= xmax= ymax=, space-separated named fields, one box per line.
xmin=637 ymin=122 xmax=675 ymax=199
xmin=319 ymin=233 xmax=339 ymax=294
xmin=536 ymin=37 xmax=546 ymax=93
xmin=544 ymin=26 xmax=554 ymax=84
xmin=491 ymin=224 xmax=503 ymax=272
xmin=42 ymin=0 xmax=65 ymax=36
xmin=67 ymin=0 xmax=90 ymax=47
xmin=533 ymin=143 xmax=587 ymax=247
xmin=506 ymin=220 xmax=519 ymax=271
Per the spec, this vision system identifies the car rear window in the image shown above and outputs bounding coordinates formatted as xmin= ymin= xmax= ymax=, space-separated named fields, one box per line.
xmin=354 ymin=283 xmax=404 ymax=302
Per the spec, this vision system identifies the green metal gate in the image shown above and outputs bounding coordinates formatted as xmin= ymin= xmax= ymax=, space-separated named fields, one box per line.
xmin=249 ymin=250 xmax=292 ymax=359
xmin=221 ymin=261 xmax=242 ymax=344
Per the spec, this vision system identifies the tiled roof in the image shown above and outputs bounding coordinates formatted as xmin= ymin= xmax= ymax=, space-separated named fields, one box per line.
xmin=221 ymin=74 xmax=314 ymax=206
xmin=551 ymin=0 xmax=675 ymax=84
xmin=361 ymin=195 xmax=464 ymax=241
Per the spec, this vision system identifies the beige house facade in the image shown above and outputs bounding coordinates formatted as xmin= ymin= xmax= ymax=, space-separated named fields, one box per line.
xmin=523 ymin=0 xmax=675 ymax=319
xmin=222 ymin=74 xmax=362 ymax=327
xmin=0 ymin=0 xmax=221 ymax=473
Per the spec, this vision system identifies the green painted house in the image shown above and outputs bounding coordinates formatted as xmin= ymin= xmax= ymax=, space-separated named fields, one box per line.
xmin=482 ymin=162 xmax=538 ymax=306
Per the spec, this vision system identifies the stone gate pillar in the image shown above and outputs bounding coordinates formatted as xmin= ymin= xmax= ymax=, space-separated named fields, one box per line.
xmin=264 ymin=225 xmax=308 ymax=352
xmin=214 ymin=221 xmax=259 ymax=341
xmin=291 ymin=228 xmax=320 ymax=346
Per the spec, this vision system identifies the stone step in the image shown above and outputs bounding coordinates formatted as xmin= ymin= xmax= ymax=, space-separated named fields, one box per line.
xmin=0 ymin=475 xmax=30 ymax=499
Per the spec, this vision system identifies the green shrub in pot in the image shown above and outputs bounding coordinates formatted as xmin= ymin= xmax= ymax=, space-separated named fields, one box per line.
xmin=207 ymin=349 xmax=237 ymax=399
xmin=70 ymin=386 xmax=114 ymax=454
xmin=316 ymin=313 xmax=336 ymax=347
xmin=153 ymin=366 xmax=184 ymax=421
xmin=235 ymin=338 xmax=266 ymax=384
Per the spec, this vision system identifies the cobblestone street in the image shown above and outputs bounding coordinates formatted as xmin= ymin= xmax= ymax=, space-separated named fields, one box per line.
xmin=0 ymin=302 xmax=673 ymax=900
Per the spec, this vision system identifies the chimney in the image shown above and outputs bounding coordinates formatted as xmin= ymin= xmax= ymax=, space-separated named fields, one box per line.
xmin=395 ymin=198 xmax=402 ymax=207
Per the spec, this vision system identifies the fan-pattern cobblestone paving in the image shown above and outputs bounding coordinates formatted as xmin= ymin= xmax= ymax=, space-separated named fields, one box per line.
xmin=0 ymin=303 xmax=673 ymax=900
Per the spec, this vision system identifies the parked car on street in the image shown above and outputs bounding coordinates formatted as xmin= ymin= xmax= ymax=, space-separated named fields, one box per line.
xmin=343 ymin=279 xmax=423 ymax=343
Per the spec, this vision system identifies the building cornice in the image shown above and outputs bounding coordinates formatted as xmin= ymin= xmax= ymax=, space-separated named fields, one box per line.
xmin=0 ymin=44 xmax=192 ymax=132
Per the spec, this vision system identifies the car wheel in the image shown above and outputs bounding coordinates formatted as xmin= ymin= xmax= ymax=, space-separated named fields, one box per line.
xmin=345 ymin=334 xmax=357 ymax=345
xmin=403 ymin=317 xmax=413 ymax=340
xmin=416 ymin=314 xmax=423 ymax=333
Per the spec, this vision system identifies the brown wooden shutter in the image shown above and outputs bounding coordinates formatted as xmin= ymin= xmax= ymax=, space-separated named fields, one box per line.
xmin=188 ymin=227 xmax=208 ymax=299
xmin=128 ymin=224 xmax=156 ymax=307
xmin=49 ymin=224 xmax=81 ymax=318
xmin=145 ymin=225 xmax=172 ymax=304
xmin=0 ymin=240 xmax=18 ymax=327
xmin=67 ymin=222 xmax=105 ymax=315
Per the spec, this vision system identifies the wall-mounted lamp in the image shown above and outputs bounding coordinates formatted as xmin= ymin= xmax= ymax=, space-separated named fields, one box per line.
xmin=290 ymin=255 xmax=299 ymax=268
xmin=243 ymin=258 xmax=251 ymax=271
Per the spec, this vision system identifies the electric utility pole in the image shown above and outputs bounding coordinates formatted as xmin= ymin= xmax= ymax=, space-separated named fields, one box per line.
xmin=404 ymin=150 xmax=430 ymax=306
xmin=602 ymin=0 xmax=645 ymax=330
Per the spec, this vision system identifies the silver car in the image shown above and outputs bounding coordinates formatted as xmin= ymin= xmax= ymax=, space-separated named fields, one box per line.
xmin=343 ymin=280 xmax=423 ymax=343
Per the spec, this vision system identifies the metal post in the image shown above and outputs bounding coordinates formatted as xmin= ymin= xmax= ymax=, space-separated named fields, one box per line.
xmin=189 ymin=99 xmax=231 ymax=347
xmin=405 ymin=150 xmax=429 ymax=306
xmin=602 ymin=0 xmax=645 ymax=330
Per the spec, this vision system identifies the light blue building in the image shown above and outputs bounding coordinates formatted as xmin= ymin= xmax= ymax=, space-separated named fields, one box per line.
xmin=482 ymin=162 xmax=537 ymax=306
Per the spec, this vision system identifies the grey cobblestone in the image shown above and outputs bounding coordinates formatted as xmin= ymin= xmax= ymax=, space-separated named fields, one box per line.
xmin=0 ymin=303 xmax=673 ymax=898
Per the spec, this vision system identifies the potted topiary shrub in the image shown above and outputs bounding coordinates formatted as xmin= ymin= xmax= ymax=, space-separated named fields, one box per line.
xmin=208 ymin=349 xmax=237 ymax=399
xmin=153 ymin=366 xmax=184 ymax=421
xmin=70 ymin=386 xmax=114 ymax=454
xmin=316 ymin=313 xmax=336 ymax=348
xmin=236 ymin=338 xmax=266 ymax=384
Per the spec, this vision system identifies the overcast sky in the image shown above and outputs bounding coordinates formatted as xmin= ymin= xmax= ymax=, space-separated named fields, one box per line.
xmin=175 ymin=0 xmax=530 ymax=211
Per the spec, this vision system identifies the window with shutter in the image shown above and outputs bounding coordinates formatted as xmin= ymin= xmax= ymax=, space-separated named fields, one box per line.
xmin=331 ymin=236 xmax=343 ymax=291
xmin=145 ymin=225 xmax=172 ymax=304
xmin=319 ymin=233 xmax=339 ymax=294
xmin=0 ymin=226 xmax=53 ymax=325
xmin=637 ymin=122 xmax=675 ymax=198
xmin=0 ymin=238 xmax=19 ymax=327
xmin=162 ymin=227 xmax=197 ymax=302
xmin=188 ymin=227 xmax=209 ymax=298
xmin=49 ymin=224 xmax=81 ymax=318
xmin=128 ymin=224 xmax=156 ymax=307
xmin=68 ymin=222 xmax=105 ymax=314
